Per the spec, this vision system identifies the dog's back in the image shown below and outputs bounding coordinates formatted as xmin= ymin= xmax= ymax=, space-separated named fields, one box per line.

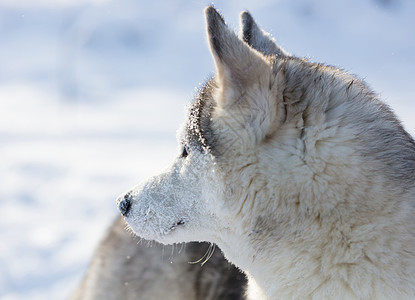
xmin=70 ymin=217 xmax=247 ymax=300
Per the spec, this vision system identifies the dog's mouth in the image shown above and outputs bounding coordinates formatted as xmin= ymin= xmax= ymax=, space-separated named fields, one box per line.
xmin=124 ymin=215 xmax=188 ymax=243
xmin=169 ymin=218 xmax=186 ymax=231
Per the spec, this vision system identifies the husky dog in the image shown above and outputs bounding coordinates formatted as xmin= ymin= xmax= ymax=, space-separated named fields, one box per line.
xmin=117 ymin=6 xmax=415 ymax=299
xmin=70 ymin=217 xmax=247 ymax=299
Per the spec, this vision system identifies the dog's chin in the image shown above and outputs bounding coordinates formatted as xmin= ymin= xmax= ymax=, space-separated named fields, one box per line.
xmin=124 ymin=218 xmax=193 ymax=245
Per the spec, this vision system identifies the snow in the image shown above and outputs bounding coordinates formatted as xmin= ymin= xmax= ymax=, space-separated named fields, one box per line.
xmin=0 ymin=0 xmax=413 ymax=299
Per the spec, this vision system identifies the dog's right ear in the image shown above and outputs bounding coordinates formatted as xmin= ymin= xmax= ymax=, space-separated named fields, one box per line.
xmin=205 ymin=6 xmax=272 ymax=108
xmin=205 ymin=7 xmax=285 ymax=143
xmin=240 ymin=11 xmax=290 ymax=57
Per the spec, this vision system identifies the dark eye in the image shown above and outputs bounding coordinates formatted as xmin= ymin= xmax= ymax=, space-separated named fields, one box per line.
xmin=181 ymin=145 xmax=190 ymax=158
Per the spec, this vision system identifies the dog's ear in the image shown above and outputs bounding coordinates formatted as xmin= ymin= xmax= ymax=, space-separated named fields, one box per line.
xmin=240 ymin=11 xmax=290 ymax=57
xmin=205 ymin=7 xmax=285 ymax=141
xmin=205 ymin=6 xmax=271 ymax=107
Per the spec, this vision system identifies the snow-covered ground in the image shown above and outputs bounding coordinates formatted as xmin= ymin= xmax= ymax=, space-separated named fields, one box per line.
xmin=0 ymin=0 xmax=414 ymax=299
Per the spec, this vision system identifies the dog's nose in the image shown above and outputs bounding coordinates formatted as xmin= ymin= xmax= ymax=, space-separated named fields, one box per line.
xmin=117 ymin=194 xmax=132 ymax=216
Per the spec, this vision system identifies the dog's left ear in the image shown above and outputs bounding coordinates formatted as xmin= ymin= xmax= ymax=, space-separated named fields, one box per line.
xmin=205 ymin=6 xmax=272 ymax=108
xmin=239 ymin=11 xmax=290 ymax=57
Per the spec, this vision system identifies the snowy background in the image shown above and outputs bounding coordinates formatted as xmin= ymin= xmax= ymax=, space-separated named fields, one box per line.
xmin=0 ymin=0 xmax=414 ymax=299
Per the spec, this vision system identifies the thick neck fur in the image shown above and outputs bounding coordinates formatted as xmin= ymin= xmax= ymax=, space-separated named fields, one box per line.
xmin=214 ymin=59 xmax=415 ymax=299
xmin=218 ymin=166 xmax=415 ymax=299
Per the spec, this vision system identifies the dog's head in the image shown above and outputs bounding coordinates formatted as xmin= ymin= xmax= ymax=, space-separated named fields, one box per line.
xmin=116 ymin=7 xmax=289 ymax=245
xmin=117 ymin=7 xmax=413 ymax=253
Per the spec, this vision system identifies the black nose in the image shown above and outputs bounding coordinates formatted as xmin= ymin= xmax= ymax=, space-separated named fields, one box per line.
xmin=118 ymin=194 xmax=132 ymax=216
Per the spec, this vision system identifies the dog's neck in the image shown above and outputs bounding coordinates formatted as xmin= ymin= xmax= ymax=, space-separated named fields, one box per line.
xmin=216 ymin=188 xmax=415 ymax=299
xmin=215 ymin=225 xmax=325 ymax=299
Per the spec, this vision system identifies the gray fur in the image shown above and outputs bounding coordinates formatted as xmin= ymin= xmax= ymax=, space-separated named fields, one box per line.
xmin=277 ymin=57 xmax=415 ymax=188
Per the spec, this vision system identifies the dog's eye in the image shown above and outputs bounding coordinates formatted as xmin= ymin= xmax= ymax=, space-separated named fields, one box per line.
xmin=181 ymin=145 xmax=190 ymax=158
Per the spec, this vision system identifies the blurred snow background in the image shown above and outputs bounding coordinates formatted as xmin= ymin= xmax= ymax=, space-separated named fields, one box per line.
xmin=0 ymin=0 xmax=414 ymax=299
